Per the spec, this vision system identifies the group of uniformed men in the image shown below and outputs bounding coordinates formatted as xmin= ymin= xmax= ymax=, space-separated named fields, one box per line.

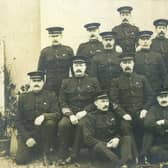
xmin=15 ymin=5 xmax=168 ymax=168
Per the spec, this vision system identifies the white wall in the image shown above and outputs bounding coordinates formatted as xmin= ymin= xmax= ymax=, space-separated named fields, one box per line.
xmin=40 ymin=0 xmax=168 ymax=53
xmin=1 ymin=0 xmax=168 ymax=90
xmin=0 ymin=0 xmax=41 ymax=90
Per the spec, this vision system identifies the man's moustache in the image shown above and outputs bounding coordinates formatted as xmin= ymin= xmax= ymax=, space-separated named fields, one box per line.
xmin=33 ymin=85 xmax=40 ymax=88
xmin=123 ymin=18 xmax=128 ymax=22
xmin=161 ymin=101 xmax=167 ymax=104
xmin=125 ymin=67 xmax=131 ymax=71
xmin=75 ymin=70 xmax=82 ymax=73
xmin=106 ymin=44 xmax=112 ymax=48
xmin=103 ymin=105 xmax=108 ymax=109
xmin=159 ymin=32 xmax=165 ymax=36
xmin=90 ymin=35 xmax=96 ymax=38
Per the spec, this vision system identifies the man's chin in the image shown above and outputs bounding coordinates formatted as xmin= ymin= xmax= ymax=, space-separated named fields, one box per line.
xmin=32 ymin=89 xmax=41 ymax=93
xmin=74 ymin=73 xmax=85 ymax=77
xmin=124 ymin=70 xmax=133 ymax=74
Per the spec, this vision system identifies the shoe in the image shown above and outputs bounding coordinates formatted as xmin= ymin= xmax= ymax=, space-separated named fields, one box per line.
xmin=43 ymin=154 xmax=52 ymax=166
xmin=120 ymin=164 xmax=128 ymax=168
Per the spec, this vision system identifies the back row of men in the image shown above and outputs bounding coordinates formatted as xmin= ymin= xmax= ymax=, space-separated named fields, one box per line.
xmin=15 ymin=6 xmax=168 ymax=168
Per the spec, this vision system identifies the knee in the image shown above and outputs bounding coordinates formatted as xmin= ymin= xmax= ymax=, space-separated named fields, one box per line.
xmin=93 ymin=142 xmax=105 ymax=152
xmin=44 ymin=119 xmax=55 ymax=127
xmin=150 ymin=146 xmax=161 ymax=155
xmin=120 ymin=120 xmax=132 ymax=134
xmin=58 ymin=117 xmax=71 ymax=129
xmin=15 ymin=152 xmax=29 ymax=165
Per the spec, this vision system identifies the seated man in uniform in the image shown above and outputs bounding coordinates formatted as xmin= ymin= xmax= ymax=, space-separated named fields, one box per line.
xmin=15 ymin=71 xmax=61 ymax=165
xmin=83 ymin=92 xmax=135 ymax=168
xmin=110 ymin=56 xmax=153 ymax=163
xmin=142 ymin=88 xmax=168 ymax=167
xmin=57 ymin=56 xmax=100 ymax=165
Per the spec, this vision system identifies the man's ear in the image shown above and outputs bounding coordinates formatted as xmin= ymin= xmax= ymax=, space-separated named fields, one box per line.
xmin=119 ymin=62 xmax=123 ymax=68
xmin=94 ymin=100 xmax=97 ymax=107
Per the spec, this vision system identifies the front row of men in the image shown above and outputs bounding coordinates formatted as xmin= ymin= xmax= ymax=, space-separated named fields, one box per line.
xmin=15 ymin=55 xmax=168 ymax=168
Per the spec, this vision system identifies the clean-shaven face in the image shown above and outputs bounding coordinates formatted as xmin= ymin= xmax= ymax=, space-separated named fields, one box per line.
xmin=138 ymin=37 xmax=152 ymax=49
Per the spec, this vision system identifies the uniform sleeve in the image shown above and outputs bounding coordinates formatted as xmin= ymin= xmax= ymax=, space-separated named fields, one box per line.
xmin=90 ymin=58 xmax=98 ymax=77
xmin=37 ymin=49 xmax=47 ymax=72
xmin=76 ymin=44 xmax=84 ymax=57
xmin=109 ymin=78 xmax=126 ymax=117
xmin=135 ymin=27 xmax=140 ymax=46
xmin=142 ymin=76 xmax=154 ymax=110
xmin=144 ymin=107 xmax=163 ymax=135
xmin=144 ymin=108 xmax=156 ymax=131
xmin=67 ymin=47 xmax=74 ymax=57
xmin=59 ymin=79 xmax=73 ymax=116
xmin=83 ymin=115 xmax=101 ymax=147
xmin=43 ymin=92 xmax=62 ymax=122
xmin=112 ymin=27 xmax=120 ymax=46
xmin=15 ymin=95 xmax=31 ymax=141
xmin=84 ymin=77 xmax=101 ymax=112
xmin=158 ymin=55 xmax=168 ymax=88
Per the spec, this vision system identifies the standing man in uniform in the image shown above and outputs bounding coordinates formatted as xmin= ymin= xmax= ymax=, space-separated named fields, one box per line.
xmin=83 ymin=92 xmax=136 ymax=168
xmin=151 ymin=19 xmax=168 ymax=70
xmin=135 ymin=30 xmax=167 ymax=94
xmin=15 ymin=71 xmax=61 ymax=165
xmin=91 ymin=31 xmax=122 ymax=92
xmin=76 ymin=22 xmax=103 ymax=74
xmin=38 ymin=27 xmax=74 ymax=95
xmin=142 ymin=88 xmax=168 ymax=167
xmin=57 ymin=57 xmax=100 ymax=164
xmin=110 ymin=56 xmax=153 ymax=161
xmin=112 ymin=6 xmax=139 ymax=55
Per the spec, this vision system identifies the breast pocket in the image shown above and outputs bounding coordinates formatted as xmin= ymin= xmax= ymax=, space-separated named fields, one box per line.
xmin=41 ymin=101 xmax=50 ymax=111
xmin=85 ymin=84 xmax=95 ymax=93
xmin=132 ymin=80 xmax=143 ymax=96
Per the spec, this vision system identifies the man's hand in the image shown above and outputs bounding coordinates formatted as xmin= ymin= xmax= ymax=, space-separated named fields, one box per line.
xmin=156 ymin=119 xmax=165 ymax=126
xmin=115 ymin=45 xmax=123 ymax=53
xmin=123 ymin=114 xmax=132 ymax=121
xmin=106 ymin=137 xmax=120 ymax=148
xmin=140 ymin=109 xmax=148 ymax=119
xmin=69 ymin=115 xmax=78 ymax=125
xmin=34 ymin=115 xmax=45 ymax=126
xmin=136 ymin=46 xmax=141 ymax=52
xmin=76 ymin=111 xmax=87 ymax=120
xmin=26 ymin=138 xmax=36 ymax=148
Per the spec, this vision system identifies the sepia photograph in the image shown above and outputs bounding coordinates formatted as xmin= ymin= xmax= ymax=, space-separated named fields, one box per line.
xmin=0 ymin=0 xmax=168 ymax=167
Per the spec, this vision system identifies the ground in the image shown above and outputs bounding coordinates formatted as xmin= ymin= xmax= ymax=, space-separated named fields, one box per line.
xmin=0 ymin=155 xmax=167 ymax=168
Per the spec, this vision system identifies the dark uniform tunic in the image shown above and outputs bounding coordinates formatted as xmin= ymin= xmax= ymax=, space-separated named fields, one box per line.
xmin=151 ymin=37 xmax=168 ymax=70
xmin=58 ymin=75 xmax=100 ymax=158
xmin=112 ymin=23 xmax=139 ymax=54
xmin=15 ymin=89 xmax=61 ymax=164
xmin=135 ymin=49 xmax=167 ymax=93
xmin=110 ymin=72 xmax=153 ymax=152
xmin=59 ymin=76 xmax=100 ymax=114
xmin=38 ymin=45 xmax=74 ymax=95
xmin=76 ymin=39 xmax=103 ymax=74
xmin=143 ymin=105 xmax=168 ymax=162
xmin=83 ymin=109 xmax=134 ymax=163
xmin=91 ymin=49 xmax=121 ymax=92
xmin=110 ymin=72 xmax=153 ymax=118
